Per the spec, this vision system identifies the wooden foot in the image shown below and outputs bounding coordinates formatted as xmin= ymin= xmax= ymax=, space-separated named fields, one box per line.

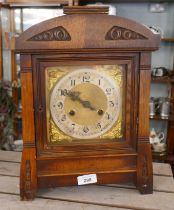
xmin=137 ymin=143 xmax=153 ymax=194
xmin=20 ymin=148 xmax=37 ymax=200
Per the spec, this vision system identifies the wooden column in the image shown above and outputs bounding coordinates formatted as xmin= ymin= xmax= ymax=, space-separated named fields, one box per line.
xmin=20 ymin=54 xmax=37 ymax=200
xmin=137 ymin=52 xmax=153 ymax=194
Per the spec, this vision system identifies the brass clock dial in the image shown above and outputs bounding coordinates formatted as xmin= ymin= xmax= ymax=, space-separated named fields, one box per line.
xmin=50 ymin=69 xmax=121 ymax=139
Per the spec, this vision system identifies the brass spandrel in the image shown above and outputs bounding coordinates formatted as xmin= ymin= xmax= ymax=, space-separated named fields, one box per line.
xmin=47 ymin=67 xmax=68 ymax=91
xmin=102 ymin=117 xmax=123 ymax=139
xmin=49 ymin=120 xmax=72 ymax=143
xmin=95 ymin=65 xmax=123 ymax=88
xmin=46 ymin=67 xmax=73 ymax=142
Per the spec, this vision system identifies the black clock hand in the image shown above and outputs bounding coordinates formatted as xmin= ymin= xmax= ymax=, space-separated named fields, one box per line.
xmin=66 ymin=90 xmax=96 ymax=111
xmin=67 ymin=90 xmax=81 ymax=101
xmin=79 ymin=99 xmax=96 ymax=111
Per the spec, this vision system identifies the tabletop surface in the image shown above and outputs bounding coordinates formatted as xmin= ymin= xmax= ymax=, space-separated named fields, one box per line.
xmin=0 ymin=150 xmax=174 ymax=210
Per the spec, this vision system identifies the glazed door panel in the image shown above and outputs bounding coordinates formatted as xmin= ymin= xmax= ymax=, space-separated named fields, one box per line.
xmin=32 ymin=52 xmax=139 ymax=157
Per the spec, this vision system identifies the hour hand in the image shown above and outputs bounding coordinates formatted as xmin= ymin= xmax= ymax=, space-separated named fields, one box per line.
xmin=80 ymin=100 xmax=96 ymax=111
xmin=67 ymin=90 xmax=96 ymax=111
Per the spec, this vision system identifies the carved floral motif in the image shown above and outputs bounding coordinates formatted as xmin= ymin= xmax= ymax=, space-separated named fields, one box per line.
xmin=28 ymin=26 xmax=71 ymax=41
xmin=105 ymin=26 xmax=147 ymax=40
xmin=25 ymin=160 xmax=32 ymax=194
xmin=142 ymin=155 xmax=148 ymax=188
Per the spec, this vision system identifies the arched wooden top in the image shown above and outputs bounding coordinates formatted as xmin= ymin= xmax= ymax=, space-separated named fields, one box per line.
xmin=15 ymin=14 xmax=160 ymax=52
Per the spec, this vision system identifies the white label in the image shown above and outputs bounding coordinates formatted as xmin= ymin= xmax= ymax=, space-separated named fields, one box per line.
xmin=77 ymin=174 xmax=97 ymax=185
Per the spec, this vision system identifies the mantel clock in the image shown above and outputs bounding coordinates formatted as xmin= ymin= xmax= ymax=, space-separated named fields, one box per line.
xmin=15 ymin=6 xmax=160 ymax=200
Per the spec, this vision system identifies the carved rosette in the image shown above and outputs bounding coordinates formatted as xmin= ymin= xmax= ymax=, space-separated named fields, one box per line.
xmin=28 ymin=26 xmax=71 ymax=41
xmin=105 ymin=26 xmax=147 ymax=40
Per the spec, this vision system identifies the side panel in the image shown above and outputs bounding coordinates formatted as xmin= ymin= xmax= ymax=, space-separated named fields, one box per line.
xmin=137 ymin=52 xmax=153 ymax=194
xmin=20 ymin=55 xmax=37 ymax=200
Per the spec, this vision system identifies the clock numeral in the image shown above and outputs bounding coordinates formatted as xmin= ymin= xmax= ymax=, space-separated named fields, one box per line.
xmin=70 ymin=123 xmax=76 ymax=132
xmin=61 ymin=115 xmax=66 ymax=122
xmin=70 ymin=80 xmax=76 ymax=86
xmin=98 ymin=79 xmax=101 ymax=86
xmin=105 ymin=112 xmax=111 ymax=120
xmin=82 ymin=74 xmax=90 ymax=83
xmin=57 ymin=102 xmax=63 ymax=109
xmin=105 ymin=88 xmax=112 ymax=95
xmin=109 ymin=101 xmax=115 ymax=107
xmin=83 ymin=126 xmax=89 ymax=133
xmin=59 ymin=89 xmax=68 ymax=96
xmin=96 ymin=123 xmax=102 ymax=129
xmin=72 ymin=123 xmax=76 ymax=129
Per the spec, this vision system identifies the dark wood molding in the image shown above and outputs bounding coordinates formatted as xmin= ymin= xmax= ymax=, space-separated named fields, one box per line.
xmin=21 ymin=67 xmax=32 ymax=72
xmin=23 ymin=142 xmax=36 ymax=148
xmin=138 ymin=137 xmax=150 ymax=143
xmin=140 ymin=65 xmax=151 ymax=71
xmin=64 ymin=6 xmax=109 ymax=14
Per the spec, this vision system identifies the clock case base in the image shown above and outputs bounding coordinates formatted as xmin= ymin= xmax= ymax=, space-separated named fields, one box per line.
xmin=37 ymin=144 xmax=152 ymax=193
xmin=15 ymin=7 xmax=160 ymax=200
xmin=20 ymin=142 xmax=153 ymax=200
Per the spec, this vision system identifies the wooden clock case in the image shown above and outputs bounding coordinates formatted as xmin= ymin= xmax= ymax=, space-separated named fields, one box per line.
xmin=15 ymin=6 xmax=160 ymax=200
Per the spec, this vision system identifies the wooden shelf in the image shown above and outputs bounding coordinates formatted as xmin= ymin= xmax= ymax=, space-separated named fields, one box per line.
xmin=151 ymin=76 xmax=174 ymax=83
xmin=150 ymin=115 xmax=174 ymax=121
xmin=161 ymin=38 xmax=174 ymax=42
xmin=152 ymin=151 xmax=167 ymax=161
xmin=153 ymin=152 xmax=174 ymax=164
